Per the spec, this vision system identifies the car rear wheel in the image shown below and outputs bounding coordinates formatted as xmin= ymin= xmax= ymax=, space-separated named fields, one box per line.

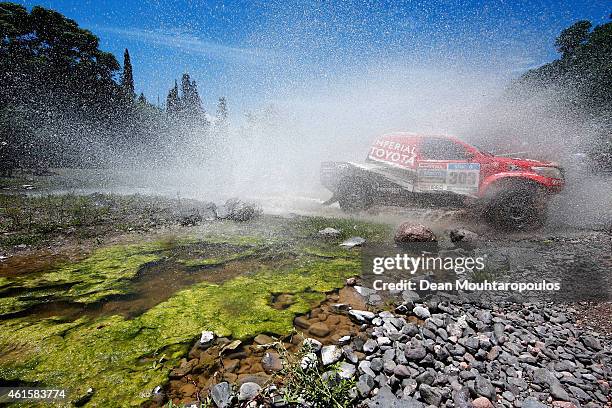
xmin=337 ymin=177 xmax=373 ymax=212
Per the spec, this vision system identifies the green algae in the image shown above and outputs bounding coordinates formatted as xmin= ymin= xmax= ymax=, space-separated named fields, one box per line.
xmin=0 ymin=215 xmax=388 ymax=407
xmin=0 ymin=257 xmax=360 ymax=407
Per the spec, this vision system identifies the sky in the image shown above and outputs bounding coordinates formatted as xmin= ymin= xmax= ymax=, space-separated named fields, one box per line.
xmin=16 ymin=0 xmax=612 ymax=117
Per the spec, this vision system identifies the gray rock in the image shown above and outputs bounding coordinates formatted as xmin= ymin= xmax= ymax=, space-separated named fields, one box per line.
xmin=365 ymin=386 xmax=424 ymax=407
xmin=550 ymin=381 xmax=570 ymax=401
xmin=521 ymin=397 xmax=547 ymax=408
xmin=357 ymin=374 xmax=375 ymax=396
xmin=582 ymin=335 xmax=602 ymax=351
xmin=474 ymin=375 xmax=496 ymax=400
xmin=419 ymin=384 xmax=442 ymax=406
xmin=404 ymin=344 xmax=427 ymax=361
xmin=321 ymin=345 xmax=342 ymax=366
xmin=211 ymin=382 xmax=232 ymax=408
xmin=413 ymin=306 xmax=431 ymax=319
xmin=359 ymin=360 xmax=377 ymax=377
xmin=318 ymin=227 xmax=341 ymax=238
xmin=349 ymin=310 xmax=376 ymax=322
xmin=370 ymin=358 xmax=384 ymax=372
xmin=363 ymin=339 xmax=378 ymax=353
xmin=303 ymin=338 xmax=322 ymax=352
xmin=337 ymin=362 xmax=357 ymax=379
xmin=340 ymin=236 xmax=366 ymax=248
xmin=238 ymin=382 xmax=261 ymax=401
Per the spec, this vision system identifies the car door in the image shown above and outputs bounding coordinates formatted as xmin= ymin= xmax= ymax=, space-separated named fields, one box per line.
xmin=416 ymin=137 xmax=481 ymax=195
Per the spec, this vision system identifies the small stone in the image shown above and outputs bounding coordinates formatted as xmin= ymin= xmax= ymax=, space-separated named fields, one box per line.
xmin=309 ymin=322 xmax=331 ymax=337
xmin=261 ymin=352 xmax=283 ymax=373
xmin=319 ymin=227 xmax=341 ymax=238
xmin=211 ymin=382 xmax=232 ymax=408
xmin=363 ymin=339 xmax=378 ymax=353
xmin=321 ymin=345 xmax=342 ymax=366
xmin=340 ymin=236 xmax=366 ymax=248
xmin=348 ymin=310 xmax=376 ymax=322
xmin=200 ymin=331 xmax=215 ymax=347
xmin=413 ymin=306 xmax=431 ymax=319
xmin=419 ymin=384 xmax=442 ymax=406
xmin=303 ymin=338 xmax=322 ymax=352
xmin=253 ymin=334 xmax=274 ymax=345
xmin=337 ymin=362 xmax=356 ymax=379
xmin=356 ymin=374 xmax=375 ymax=396
xmin=472 ymin=396 xmax=494 ymax=408
xmin=238 ymin=382 xmax=261 ymax=401
xmin=294 ymin=316 xmax=311 ymax=329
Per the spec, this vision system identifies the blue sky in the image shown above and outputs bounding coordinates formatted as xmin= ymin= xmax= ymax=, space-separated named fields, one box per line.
xmin=16 ymin=0 xmax=612 ymax=116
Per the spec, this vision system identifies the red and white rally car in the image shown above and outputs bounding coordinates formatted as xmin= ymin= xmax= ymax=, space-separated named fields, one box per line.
xmin=321 ymin=132 xmax=565 ymax=229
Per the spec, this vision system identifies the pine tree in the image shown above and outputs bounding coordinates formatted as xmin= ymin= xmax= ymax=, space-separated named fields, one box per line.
xmin=121 ymin=48 xmax=135 ymax=98
xmin=216 ymin=97 xmax=228 ymax=122
xmin=166 ymin=80 xmax=179 ymax=114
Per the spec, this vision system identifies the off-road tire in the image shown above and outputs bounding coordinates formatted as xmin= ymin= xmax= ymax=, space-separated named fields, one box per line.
xmin=337 ymin=177 xmax=373 ymax=212
xmin=484 ymin=183 xmax=547 ymax=230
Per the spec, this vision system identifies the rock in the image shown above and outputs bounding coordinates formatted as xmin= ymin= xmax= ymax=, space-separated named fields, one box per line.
xmin=238 ymin=382 xmax=261 ymax=401
xmin=261 ymin=351 xmax=283 ymax=373
xmin=211 ymin=382 xmax=232 ymax=408
xmin=309 ymin=322 xmax=331 ymax=337
xmin=346 ymin=277 xmax=358 ymax=286
xmin=294 ymin=316 xmax=311 ymax=329
xmin=413 ymin=306 xmax=431 ymax=319
xmin=582 ymin=335 xmax=602 ymax=351
xmin=365 ymin=386 xmax=424 ymax=408
xmin=337 ymin=362 xmax=357 ymax=379
xmin=200 ymin=331 xmax=215 ymax=347
xmin=253 ymin=334 xmax=275 ymax=345
xmin=404 ymin=344 xmax=427 ymax=361
xmin=340 ymin=236 xmax=366 ymax=248
xmin=393 ymin=364 xmax=411 ymax=378
xmin=522 ymin=397 xmax=548 ymax=408
xmin=355 ymin=285 xmax=377 ymax=297
xmin=357 ymin=374 xmax=375 ymax=396
xmin=394 ymin=223 xmax=437 ymax=243
xmin=452 ymin=387 xmax=474 ymax=408
xmin=370 ymin=358 xmax=384 ymax=372
xmin=449 ymin=228 xmax=479 ymax=244
xmin=318 ymin=227 xmax=341 ymax=238
xmin=359 ymin=361 xmax=377 ymax=377
xmin=349 ymin=310 xmax=376 ymax=322
xmin=550 ymin=381 xmax=570 ymax=401
xmin=363 ymin=339 xmax=378 ymax=353
xmin=474 ymin=375 xmax=496 ymax=400
xmin=303 ymin=338 xmax=322 ymax=352
xmin=300 ymin=352 xmax=318 ymax=370
xmin=472 ymin=397 xmax=493 ymax=408
xmin=321 ymin=345 xmax=343 ymax=366
xmin=419 ymin=384 xmax=442 ymax=406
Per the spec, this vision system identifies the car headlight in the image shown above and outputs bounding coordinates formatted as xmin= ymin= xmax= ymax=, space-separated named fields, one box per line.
xmin=531 ymin=166 xmax=562 ymax=179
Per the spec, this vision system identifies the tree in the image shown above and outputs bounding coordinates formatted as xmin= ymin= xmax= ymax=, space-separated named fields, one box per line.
xmin=216 ymin=97 xmax=228 ymax=123
xmin=554 ymin=20 xmax=592 ymax=56
xmin=121 ymin=48 xmax=135 ymax=98
xmin=166 ymin=80 xmax=179 ymax=114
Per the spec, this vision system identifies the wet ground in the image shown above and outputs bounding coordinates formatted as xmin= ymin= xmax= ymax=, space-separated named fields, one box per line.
xmin=0 ymin=170 xmax=610 ymax=407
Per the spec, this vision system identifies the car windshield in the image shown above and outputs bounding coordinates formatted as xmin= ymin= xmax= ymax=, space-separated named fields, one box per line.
xmin=472 ymin=145 xmax=494 ymax=157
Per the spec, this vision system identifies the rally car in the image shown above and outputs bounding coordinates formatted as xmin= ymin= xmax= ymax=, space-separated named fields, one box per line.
xmin=321 ymin=132 xmax=565 ymax=229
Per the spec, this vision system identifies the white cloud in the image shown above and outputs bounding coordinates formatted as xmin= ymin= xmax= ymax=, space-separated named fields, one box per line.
xmin=94 ymin=25 xmax=276 ymax=65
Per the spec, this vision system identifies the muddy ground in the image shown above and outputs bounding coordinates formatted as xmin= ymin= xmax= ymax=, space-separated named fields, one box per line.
xmin=0 ymin=171 xmax=610 ymax=407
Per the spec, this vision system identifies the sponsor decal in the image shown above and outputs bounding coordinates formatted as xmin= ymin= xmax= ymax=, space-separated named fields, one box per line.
xmin=368 ymin=138 xmax=417 ymax=169
xmin=417 ymin=162 xmax=447 ymax=191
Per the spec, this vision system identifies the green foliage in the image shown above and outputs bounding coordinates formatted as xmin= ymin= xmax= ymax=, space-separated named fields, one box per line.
xmin=278 ymin=343 xmax=356 ymax=408
xmin=516 ymin=16 xmax=612 ymax=169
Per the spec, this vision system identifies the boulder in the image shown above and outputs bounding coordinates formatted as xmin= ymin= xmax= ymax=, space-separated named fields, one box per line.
xmin=238 ymin=382 xmax=261 ymax=401
xmin=211 ymin=382 xmax=232 ymax=408
xmin=394 ymin=223 xmax=437 ymax=243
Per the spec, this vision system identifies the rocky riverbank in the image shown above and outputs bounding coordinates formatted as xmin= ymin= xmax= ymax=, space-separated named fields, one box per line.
xmin=153 ymin=282 xmax=611 ymax=408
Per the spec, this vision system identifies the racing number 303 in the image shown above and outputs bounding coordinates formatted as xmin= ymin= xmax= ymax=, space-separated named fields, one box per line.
xmin=448 ymin=171 xmax=477 ymax=186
